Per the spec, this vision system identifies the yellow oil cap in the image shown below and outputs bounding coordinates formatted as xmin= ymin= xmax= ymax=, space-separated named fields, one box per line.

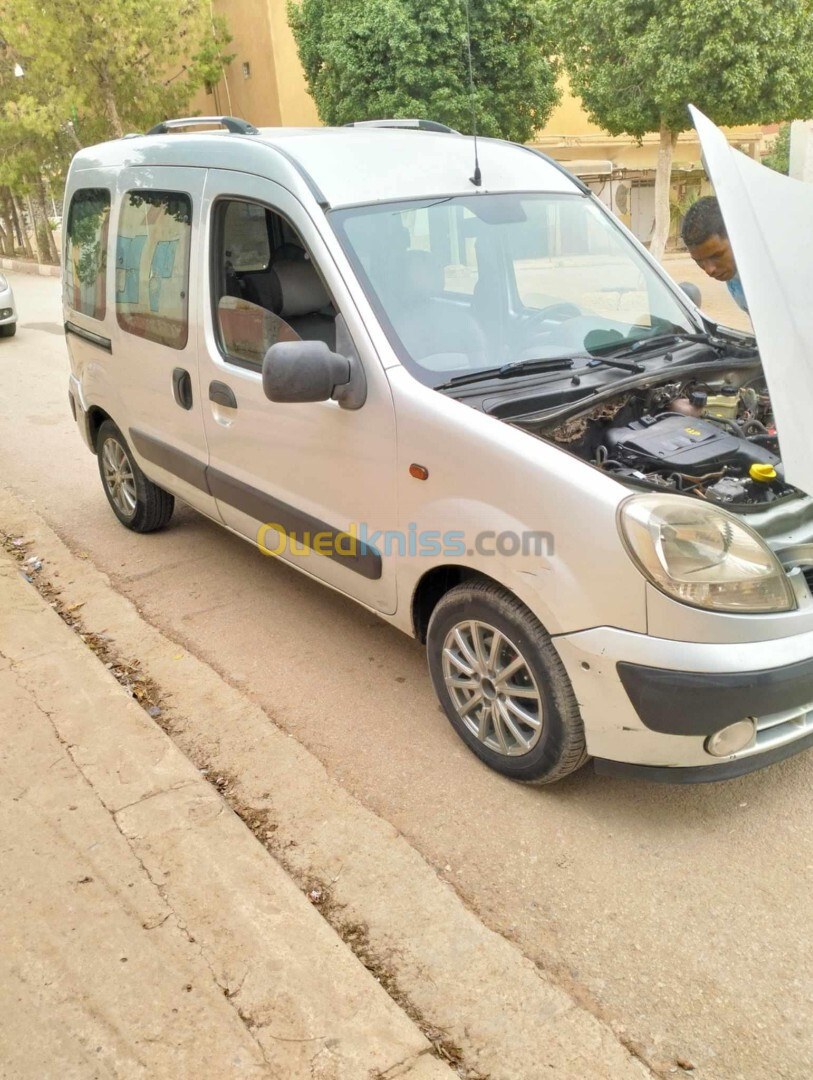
xmin=750 ymin=464 xmax=777 ymax=483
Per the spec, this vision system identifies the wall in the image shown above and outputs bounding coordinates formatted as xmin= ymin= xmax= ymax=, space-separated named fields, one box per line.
xmin=266 ymin=0 xmax=319 ymax=125
xmin=532 ymin=79 xmax=766 ymax=174
xmin=189 ymin=0 xmax=318 ymax=127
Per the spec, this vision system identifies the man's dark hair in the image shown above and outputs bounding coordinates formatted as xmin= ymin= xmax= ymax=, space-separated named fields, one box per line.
xmin=681 ymin=196 xmax=728 ymax=248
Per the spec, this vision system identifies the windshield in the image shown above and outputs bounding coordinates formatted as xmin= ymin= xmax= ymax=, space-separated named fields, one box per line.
xmin=331 ymin=193 xmax=698 ymax=386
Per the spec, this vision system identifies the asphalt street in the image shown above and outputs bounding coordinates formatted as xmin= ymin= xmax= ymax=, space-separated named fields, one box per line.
xmin=1 ymin=269 xmax=808 ymax=1080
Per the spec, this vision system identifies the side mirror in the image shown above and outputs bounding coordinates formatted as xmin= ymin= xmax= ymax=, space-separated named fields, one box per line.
xmin=262 ymin=326 xmax=366 ymax=410
xmin=679 ymin=281 xmax=702 ymax=307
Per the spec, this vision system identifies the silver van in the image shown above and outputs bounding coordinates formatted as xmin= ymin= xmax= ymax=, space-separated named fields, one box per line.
xmin=63 ymin=113 xmax=813 ymax=785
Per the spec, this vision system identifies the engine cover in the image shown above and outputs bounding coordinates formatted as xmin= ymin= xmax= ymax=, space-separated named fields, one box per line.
xmin=604 ymin=414 xmax=779 ymax=474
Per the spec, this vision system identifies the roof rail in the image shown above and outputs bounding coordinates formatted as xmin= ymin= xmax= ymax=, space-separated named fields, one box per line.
xmin=146 ymin=116 xmax=259 ymax=136
xmin=344 ymin=118 xmax=460 ymax=134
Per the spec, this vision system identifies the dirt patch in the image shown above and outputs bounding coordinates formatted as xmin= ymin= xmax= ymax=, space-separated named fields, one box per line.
xmin=2 ymin=531 xmax=164 ymax=719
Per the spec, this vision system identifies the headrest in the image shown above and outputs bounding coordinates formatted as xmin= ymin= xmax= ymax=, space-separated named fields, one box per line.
xmin=275 ymin=258 xmax=330 ymax=318
xmin=402 ymin=249 xmax=444 ymax=300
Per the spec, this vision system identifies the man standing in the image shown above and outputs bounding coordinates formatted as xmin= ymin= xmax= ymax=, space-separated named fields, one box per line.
xmin=680 ymin=195 xmax=748 ymax=312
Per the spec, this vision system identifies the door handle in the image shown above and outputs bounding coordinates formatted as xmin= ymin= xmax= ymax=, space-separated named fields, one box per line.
xmin=172 ymin=367 xmax=193 ymax=410
xmin=209 ymin=380 xmax=237 ymax=409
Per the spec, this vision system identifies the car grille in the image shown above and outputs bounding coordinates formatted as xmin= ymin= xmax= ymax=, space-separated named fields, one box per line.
xmin=754 ymin=700 xmax=813 ymax=753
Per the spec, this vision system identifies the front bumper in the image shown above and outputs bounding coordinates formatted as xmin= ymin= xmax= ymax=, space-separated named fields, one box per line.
xmin=0 ymin=288 xmax=16 ymax=323
xmin=594 ymin=731 xmax=813 ymax=783
xmin=555 ymin=625 xmax=813 ymax=781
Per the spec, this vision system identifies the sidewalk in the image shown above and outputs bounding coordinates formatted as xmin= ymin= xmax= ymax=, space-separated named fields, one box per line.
xmin=0 ymin=255 xmax=60 ymax=277
xmin=0 ymin=551 xmax=452 ymax=1080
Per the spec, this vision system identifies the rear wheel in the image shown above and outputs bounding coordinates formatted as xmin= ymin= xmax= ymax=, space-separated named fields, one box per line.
xmin=427 ymin=579 xmax=588 ymax=784
xmin=96 ymin=420 xmax=174 ymax=532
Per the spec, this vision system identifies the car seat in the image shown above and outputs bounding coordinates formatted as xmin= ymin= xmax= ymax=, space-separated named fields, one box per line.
xmin=275 ymin=258 xmax=336 ymax=349
xmin=389 ymin=249 xmax=487 ymax=370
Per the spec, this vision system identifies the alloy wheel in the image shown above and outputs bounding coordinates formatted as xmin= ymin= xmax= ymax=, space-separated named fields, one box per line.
xmin=101 ymin=437 xmax=137 ymax=518
xmin=441 ymin=619 xmax=544 ymax=756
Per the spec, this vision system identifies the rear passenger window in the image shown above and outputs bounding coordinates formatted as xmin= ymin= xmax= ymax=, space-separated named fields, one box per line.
xmin=116 ymin=191 xmax=191 ymax=349
xmin=64 ymin=189 xmax=111 ymax=320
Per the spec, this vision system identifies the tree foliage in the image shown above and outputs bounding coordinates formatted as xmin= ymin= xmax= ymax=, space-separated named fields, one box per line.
xmin=0 ymin=0 xmax=230 ymax=261
xmin=288 ymin=0 xmax=560 ymax=144
xmin=0 ymin=0 xmax=231 ymax=256
xmin=551 ymin=0 xmax=813 ymax=256
xmin=763 ymin=123 xmax=791 ymax=174
xmin=551 ymin=0 xmax=813 ymax=137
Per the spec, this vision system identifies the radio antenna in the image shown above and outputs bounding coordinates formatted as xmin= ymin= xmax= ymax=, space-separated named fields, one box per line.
xmin=464 ymin=0 xmax=482 ymax=187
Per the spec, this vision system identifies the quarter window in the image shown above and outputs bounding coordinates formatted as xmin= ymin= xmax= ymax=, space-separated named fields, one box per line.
xmin=64 ymin=188 xmax=111 ymax=320
xmin=116 ymin=191 xmax=192 ymax=349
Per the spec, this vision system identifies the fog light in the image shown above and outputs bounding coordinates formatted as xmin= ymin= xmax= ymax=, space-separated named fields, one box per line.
xmin=705 ymin=718 xmax=756 ymax=757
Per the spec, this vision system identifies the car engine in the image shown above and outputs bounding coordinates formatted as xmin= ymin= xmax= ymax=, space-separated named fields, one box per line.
xmin=547 ymin=377 xmax=792 ymax=505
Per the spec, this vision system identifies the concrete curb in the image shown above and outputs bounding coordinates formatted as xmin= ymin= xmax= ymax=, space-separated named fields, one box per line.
xmin=0 ymin=550 xmax=454 ymax=1080
xmin=0 ymin=486 xmax=653 ymax=1079
xmin=1 ymin=256 xmax=61 ymax=278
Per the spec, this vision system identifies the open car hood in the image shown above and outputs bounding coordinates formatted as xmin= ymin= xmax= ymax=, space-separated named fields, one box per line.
xmin=691 ymin=105 xmax=813 ymax=498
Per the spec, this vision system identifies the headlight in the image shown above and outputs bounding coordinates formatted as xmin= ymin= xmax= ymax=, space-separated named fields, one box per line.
xmin=0 ymin=274 xmax=7 ymax=290
xmin=618 ymin=494 xmax=796 ymax=613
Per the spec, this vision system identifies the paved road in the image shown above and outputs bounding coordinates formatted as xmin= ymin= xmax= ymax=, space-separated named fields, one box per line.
xmin=2 ymin=271 xmax=810 ymax=1080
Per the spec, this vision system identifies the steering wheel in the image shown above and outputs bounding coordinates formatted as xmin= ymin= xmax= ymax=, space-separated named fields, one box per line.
xmin=516 ymin=302 xmax=582 ymax=344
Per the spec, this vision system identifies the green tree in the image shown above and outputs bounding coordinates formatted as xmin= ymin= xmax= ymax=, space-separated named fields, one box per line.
xmin=0 ymin=0 xmax=231 ymax=144
xmin=288 ymin=0 xmax=560 ymax=144
xmin=763 ymin=123 xmax=791 ymax=174
xmin=0 ymin=0 xmax=231 ymax=260
xmin=551 ymin=0 xmax=813 ymax=258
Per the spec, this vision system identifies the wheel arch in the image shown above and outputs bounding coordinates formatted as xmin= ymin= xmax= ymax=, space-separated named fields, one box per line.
xmin=87 ymin=405 xmax=114 ymax=454
xmin=411 ymin=565 xmax=507 ymax=643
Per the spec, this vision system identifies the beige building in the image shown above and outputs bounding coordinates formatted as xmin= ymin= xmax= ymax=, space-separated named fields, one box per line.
xmin=194 ymin=3 xmax=771 ymax=246
xmin=532 ymin=81 xmax=768 ymax=245
xmin=190 ymin=0 xmax=318 ymax=127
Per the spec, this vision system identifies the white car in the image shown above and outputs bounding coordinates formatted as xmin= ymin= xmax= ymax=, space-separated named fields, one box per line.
xmin=62 ymin=113 xmax=813 ymax=785
xmin=0 ymin=273 xmax=17 ymax=336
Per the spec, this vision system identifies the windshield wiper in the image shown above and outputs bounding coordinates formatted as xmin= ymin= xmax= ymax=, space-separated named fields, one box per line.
xmin=436 ymin=341 xmax=681 ymax=390
xmin=498 ymin=357 xmax=575 ymax=377
xmin=584 ymin=354 xmax=644 ymax=373
xmin=606 ymin=331 xmax=725 ymax=357
xmin=503 ymin=353 xmax=649 ymax=376
xmin=436 ymin=356 xmax=574 ymax=390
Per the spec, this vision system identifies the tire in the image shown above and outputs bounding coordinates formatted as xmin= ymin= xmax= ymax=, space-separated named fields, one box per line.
xmin=427 ymin=579 xmax=588 ymax=785
xmin=0 ymin=323 xmax=17 ymax=337
xmin=96 ymin=420 xmax=174 ymax=532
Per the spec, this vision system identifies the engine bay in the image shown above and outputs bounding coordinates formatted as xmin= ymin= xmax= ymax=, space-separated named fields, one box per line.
xmin=534 ymin=372 xmax=795 ymax=506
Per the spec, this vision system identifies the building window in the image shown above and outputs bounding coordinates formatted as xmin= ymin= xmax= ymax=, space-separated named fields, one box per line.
xmin=116 ymin=190 xmax=192 ymax=350
xmin=64 ymin=188 xmax=111 ymax=320
xmin=242 ymin=61 xmax=251 ymax=79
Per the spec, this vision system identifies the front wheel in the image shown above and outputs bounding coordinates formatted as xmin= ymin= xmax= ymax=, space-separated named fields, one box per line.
xmin=0 ymin=323 xmax=17 ymax=337
xmin=427 ymin=580 xmax=588 ymax=784
xmin=96 ymin=420 xmax=174 ymax=532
